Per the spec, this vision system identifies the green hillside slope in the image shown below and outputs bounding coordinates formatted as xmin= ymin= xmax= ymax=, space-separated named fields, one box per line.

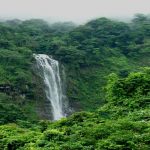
xmin=0 ymin=14 xmax=150 ymax=124
xmin=0 ymin=68 xmax=149 ymax=149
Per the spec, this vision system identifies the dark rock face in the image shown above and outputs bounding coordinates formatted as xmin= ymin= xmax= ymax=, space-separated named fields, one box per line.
xmin=36 ymin=97 xmax=53 ymax=120
xmin=0 ymin=84 xmax=13 ymax=93
xmin=32 ymin=64 xmax=53 ymax=120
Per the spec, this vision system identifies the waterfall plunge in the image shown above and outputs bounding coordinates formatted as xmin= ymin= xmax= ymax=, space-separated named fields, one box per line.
xmin=34 ymin=54 xmax=66 ymax=120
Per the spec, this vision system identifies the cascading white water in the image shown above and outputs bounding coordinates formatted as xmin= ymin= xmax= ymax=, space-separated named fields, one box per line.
xmin=34 ymin=54 xmax=65 ymax=120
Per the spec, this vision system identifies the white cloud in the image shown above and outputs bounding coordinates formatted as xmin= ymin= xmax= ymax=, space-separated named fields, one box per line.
xmin=0 ymin=0 xmax=149 ymax=22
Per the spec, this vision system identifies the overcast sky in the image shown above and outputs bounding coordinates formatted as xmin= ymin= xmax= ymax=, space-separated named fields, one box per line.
xmin=0 ymin=0 xmax=149 ymax=23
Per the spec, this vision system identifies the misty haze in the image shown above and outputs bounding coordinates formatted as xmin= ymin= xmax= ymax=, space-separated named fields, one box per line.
xmin=0 ymin=0 xmax=150 ymax=23
xmin=0 ymin=0 xmax=150 ymax=149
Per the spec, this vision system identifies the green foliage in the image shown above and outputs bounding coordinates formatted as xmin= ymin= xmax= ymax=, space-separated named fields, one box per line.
xmin=105 ymin=67 xmax=150 ymax=109
xmin=0 ymin=68 xmax=150 ymax=149
xmin=0 ymin=15 xmax=150 ymax=113
xmin=0 ymin=15 xmax=150 ymax=149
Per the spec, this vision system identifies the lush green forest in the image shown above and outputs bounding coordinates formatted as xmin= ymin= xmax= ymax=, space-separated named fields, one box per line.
xmin=0 ymin=14 xmax=150 ymax=149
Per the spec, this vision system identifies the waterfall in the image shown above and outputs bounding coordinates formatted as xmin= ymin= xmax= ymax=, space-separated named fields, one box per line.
xmin=34 ymin=54 xmax=66 ymax=120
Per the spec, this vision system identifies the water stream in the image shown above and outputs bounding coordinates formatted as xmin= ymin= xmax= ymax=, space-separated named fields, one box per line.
xmin=34 ymin=54 xmax=66 ymax=120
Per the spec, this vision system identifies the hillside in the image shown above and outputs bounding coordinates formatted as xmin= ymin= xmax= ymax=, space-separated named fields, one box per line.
xmin=0 ymin=68 xmax=150 ymax=149
xmin=1 ymin=0 xmax=150 ymax=147
xmin=0 ymin=14 xmax=150 ymax=124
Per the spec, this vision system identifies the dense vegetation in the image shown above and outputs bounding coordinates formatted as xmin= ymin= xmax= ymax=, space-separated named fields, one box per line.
xmin=0 ymin=68 xmax=149 ymax=149
xmin=0 ymin=14 xmax=150 ymax=149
